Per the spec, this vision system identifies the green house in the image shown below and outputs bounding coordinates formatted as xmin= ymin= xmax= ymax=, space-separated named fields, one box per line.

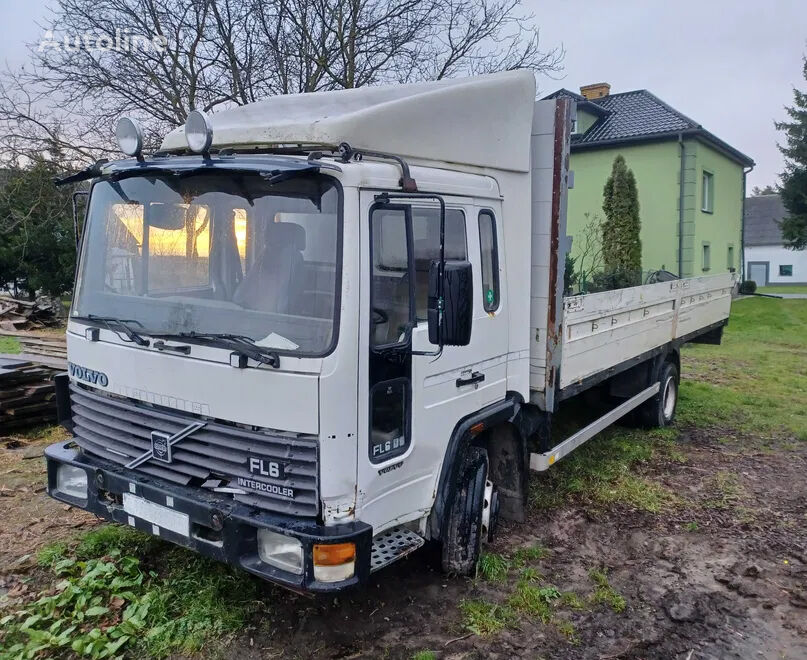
xmin=545 ymin=83 xmax=754 ymax=280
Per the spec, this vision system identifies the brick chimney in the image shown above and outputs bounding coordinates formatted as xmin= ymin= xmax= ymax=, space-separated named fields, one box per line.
xmin=579 ymin=82 xmax=611 ymax=100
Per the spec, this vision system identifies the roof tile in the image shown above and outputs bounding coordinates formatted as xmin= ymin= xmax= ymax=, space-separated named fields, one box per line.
xmin=543 ymin=87 xmax=753 ymax=166
xmin=576 ymin=90 xmax=697 ymax=143
xmin=744 ymin=194 xmax=786 ymax=246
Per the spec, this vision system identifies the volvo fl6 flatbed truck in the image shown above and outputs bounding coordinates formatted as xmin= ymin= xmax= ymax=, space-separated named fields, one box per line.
xmin=46 ymin=71 xmax=734 ymax=592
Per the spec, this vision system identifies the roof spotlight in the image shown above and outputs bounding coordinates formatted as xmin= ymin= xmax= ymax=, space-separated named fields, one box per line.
xmin=185 ymin=109 xmax=213 ymax=154
xmin=115 ymin=117 xmax=144 ymax=158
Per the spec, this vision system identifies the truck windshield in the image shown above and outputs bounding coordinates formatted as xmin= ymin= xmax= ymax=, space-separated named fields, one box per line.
xmin=73 ymin=171 xmax=341 ymax=356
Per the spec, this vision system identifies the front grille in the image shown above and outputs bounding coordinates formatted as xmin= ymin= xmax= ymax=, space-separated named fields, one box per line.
xmin=70 ymin=384 xmax=319 ymax=517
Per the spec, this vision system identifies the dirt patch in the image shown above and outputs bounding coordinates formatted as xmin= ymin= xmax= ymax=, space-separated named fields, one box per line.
xmin=215 ymin=429 xmax=807 ymax=660
xmin=0 ymin=429 xmax=98 ymax=574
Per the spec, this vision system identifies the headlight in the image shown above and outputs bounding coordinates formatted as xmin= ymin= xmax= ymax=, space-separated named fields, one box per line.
xmin=115 ymin=117 xmax=144 ymax=158
xmin=257 ymin=528 xmax=303 ymax=574
xmin=56 ymin=464 xmax=88 ymax=499
xmin=185 ymin=109 xmax=213 ymax=154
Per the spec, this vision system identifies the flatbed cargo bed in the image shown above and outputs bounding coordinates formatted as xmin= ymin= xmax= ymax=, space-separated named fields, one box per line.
xmin=556 ymin=272 xmax=735 ymax=392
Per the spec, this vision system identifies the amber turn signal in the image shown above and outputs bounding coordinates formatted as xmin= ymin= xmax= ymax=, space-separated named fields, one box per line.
xmin=313 ymin=542 xmax=356 ymax=566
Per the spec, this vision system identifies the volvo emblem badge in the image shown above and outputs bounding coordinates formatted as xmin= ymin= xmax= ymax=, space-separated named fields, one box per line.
xmin=126 ymin=421 xmax=206 ymax=469
xmin=150 ymin=431 xmax=172 ymax=463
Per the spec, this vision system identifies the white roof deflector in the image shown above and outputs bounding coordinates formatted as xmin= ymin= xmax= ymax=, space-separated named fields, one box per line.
xmin=160 ymin=70 xmax=537 ymax=172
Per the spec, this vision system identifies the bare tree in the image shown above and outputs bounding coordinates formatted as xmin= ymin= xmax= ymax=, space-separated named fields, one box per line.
xmin=0 ymin=0 xmax=562 ymax=166
xmin=573 ymin=214 xmax=604 ymax=293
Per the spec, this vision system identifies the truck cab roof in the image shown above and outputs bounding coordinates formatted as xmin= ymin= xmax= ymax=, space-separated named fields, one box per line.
xmin=160 ymin=70 xmax=537 ymax=173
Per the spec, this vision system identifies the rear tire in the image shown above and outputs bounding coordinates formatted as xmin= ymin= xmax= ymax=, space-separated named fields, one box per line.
xmin=441 ymin=446 xmax=488 ymax=576
xmin=638 ymin=361 xmax=679 ymax=428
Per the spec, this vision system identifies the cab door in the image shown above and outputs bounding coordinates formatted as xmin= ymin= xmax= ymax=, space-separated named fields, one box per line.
xmin=357 ymin=191 xmax=508 ymax=532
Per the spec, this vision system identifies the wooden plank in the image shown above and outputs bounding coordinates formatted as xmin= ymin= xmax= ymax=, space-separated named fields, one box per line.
xmin=18 ymin=338 xmax=67 ymax=348
xmin=0 ymin=352 xmax=67 ymax=370
xmin=0 ymin=329 xmax=66 ymax=341
xmin=0 ymin=413 xmax=57 ymax=430
xmin=0 ymin=392 xmax=54 ymax=411
xmin=5 ymin=401 xmax=57 ymax=416
xmin=20 ymin=347 xmax=68 ymax=359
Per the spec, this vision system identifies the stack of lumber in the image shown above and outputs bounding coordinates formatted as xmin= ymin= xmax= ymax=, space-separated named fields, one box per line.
xmin=1 ymin=331 xmax=68 ymax=361
xmin=0 ymin=295 xmax=66 ymax=331
xmin=0 ymin=357 xmax=61 ymax=432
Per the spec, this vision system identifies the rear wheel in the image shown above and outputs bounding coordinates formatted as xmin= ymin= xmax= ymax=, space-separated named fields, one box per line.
xmin=638 ymin=361 xmax=679 ymax=428
xmin=441 ymin=446 xmax=489 ymax=575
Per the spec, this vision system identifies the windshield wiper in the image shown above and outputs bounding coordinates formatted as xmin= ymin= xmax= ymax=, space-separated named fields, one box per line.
xmin=151 ymin=332 xmax=280 ymax=367
xmin=72 ymin=315 xmax=150 ymax=347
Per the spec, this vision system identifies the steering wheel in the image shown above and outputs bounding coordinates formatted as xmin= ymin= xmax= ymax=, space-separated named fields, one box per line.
xmin=371 ymin=307 xmax=389 ymax=325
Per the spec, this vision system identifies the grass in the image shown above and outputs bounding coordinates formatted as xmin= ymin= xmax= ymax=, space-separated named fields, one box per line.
xmin=462 ymin=545 xmax=594 ymax=644
xmin=513 ymin=544 xmax=550 ymax=564
xmin=507 ymin=581 xmax=560 ymax=623
xmin=459 ymin=599 xmax=515 ymax=636
xmin=703 ymin=470 xmax=745 ymax=510
xmin=477 ymin=552 xmax=510 ymax=581
xmin=530 ymin=425 xmax=678 ymax=512
xmin=5 ymin=525 xmax=263 ymax=659
xmin=0 ymin=335 xmax=20 ymax=354
xmin=411 ymin=652 xmax=437 ymax=660
xmin=588 ymin=568 xmax=626 ymax=613
xmin=531 ymin=298 xmax=807 ymax=516
xmin=463 ymin=545 xmax=591 ymax=643
xmin=679 ymin=298 xmax=807 ymax=438
xmin=758 ymin=285 xmax=807 ymax=294
xmin=553 ymin=618 xmax=580 ymax=644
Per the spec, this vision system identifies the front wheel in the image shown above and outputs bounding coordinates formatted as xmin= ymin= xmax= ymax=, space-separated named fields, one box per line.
xmin=441 ymin=446 xmax=489 ymax=575
xmin=638 ymin=361 xmax=679 ymax=428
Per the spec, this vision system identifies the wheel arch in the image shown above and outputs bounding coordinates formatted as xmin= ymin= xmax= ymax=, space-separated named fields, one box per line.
xmin=426 ymin=394 xmax=523 ymax=540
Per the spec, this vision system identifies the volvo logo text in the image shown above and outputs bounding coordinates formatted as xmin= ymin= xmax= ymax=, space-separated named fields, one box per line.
xmin=68 ymin=362 xmax=109 ymax=387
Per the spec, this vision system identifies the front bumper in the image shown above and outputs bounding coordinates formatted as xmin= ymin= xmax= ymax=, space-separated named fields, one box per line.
xmin=45 ymin=441 xmax=372 ymax=593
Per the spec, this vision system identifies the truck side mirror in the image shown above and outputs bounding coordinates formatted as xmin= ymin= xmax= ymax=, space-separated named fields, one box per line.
xmin=428 ymin=260 xmax=473 ymax=346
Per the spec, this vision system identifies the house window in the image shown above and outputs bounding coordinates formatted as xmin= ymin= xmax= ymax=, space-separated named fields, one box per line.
xmin=727 ymin=245 xmax=735 ymax=270
xmin=780 ymin=264 xmax=793 ymax=277
xmin=478 ymin=210 xmax=500 ymax=312
xmin=702 ymin=170 xmax=714 ymax=213
xmin=702 ymin=243 xmax=711 ymax=272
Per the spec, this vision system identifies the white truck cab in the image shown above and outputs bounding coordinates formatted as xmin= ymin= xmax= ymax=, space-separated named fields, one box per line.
xmin=46 ymin=71 xmax=734 ymax=592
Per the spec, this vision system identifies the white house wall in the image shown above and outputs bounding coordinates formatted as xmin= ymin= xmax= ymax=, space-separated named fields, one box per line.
xmin=745 ymin=245 xmax=807 ymax=285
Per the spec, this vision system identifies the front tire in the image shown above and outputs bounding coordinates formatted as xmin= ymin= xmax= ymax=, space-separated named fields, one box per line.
xmin=441 ymin=446 xmax=488 ymax=575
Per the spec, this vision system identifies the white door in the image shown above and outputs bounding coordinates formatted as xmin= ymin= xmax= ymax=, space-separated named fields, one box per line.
xmin=357 ymin=192 xmax=509 ymax=532
xmin=749 ymin=262 xmax=768 ymax=286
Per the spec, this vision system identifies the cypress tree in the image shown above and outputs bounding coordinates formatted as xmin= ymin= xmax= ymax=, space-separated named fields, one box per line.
xmin=601 ymin=154 xmax=642 ymax=277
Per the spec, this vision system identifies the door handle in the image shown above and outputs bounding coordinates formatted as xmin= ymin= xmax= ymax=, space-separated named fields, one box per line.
xmin=456 ymin=371 xmax=485 ymax=388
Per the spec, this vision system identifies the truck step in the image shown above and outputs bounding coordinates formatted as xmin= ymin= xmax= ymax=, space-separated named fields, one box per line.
xmin=370 ymin=526 xmax=425 ymax=572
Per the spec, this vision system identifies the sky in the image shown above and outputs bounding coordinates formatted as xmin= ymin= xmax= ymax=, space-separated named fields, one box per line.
xmin=527 ymin=0 xmax=807 ymax=190
xmin=0 ymin=0 xmax=805 ymax=190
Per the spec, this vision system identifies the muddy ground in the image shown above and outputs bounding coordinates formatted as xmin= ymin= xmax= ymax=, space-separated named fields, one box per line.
xmin=231 ymin=427 xmax=807 ymax=660
xmin=2 ymin=423 xmax=805 ymax=660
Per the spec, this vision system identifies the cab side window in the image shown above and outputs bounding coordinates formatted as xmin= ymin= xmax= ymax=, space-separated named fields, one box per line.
xmin=478 ymin=210 xmax=500 ymax=312
xmin=370 ymin=206 xmax=413 ymax=347
xmin=411 ymin=208 xmax=466 ymax=320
